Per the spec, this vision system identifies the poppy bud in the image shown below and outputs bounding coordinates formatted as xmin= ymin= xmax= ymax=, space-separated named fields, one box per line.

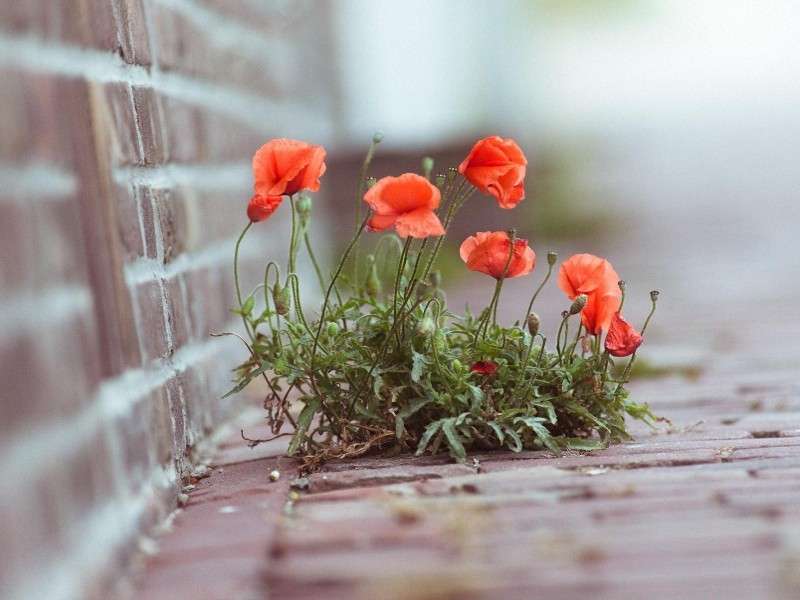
xmin=569 ymin=294 xmax=588 ymax=315
xmin=272 ymin=281 xmax=291 ymax=316
xmin=433 ymin=330 xmax=447 ymax=352
xmin=650 ymin=290 xmax=660 ymax=302
xmin=526 ymin=312 xmax=540 ymax=337
xmin=451 ymin=358 xmax=464 ymax=373
xmin=547 ymin=251 xmax=558 ymax=266
xmin=417 ymin=316 xmax=435 ymax=336
xmin=470 ymin=360 xmax=498 ymax=376
xmin=421 ymin=157 xmax=434 ymax=179
xmin=372 ymin=131 xmax=384 ymax=144
xmin=366 ymin=256 xmax=381 ymax=299
xmin=326 ymin=321 xmax=340 ymax=337
xmin=618 ymin=280 xmax=626 ymax=293
xmin=365 ymin=176 xmax=377 ymax=189
xmin=296 ymin=194 xmax=312 ymax=217
xmin=435 ymin=173 xmax=446 ymax=188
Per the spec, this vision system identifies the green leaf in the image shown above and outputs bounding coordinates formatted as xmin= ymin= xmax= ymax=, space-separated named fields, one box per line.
xmin=442 ymin=418 xmax=466 ymax=461
xmin=505 ymin=427 xmax=523 ymax=452
xmin=488 ymin=421 xmax=505 ymax=445
xmin=466 ymin=384 xmax=484 ymax=412
xmin=398 ymin=397 xmax=432 ymax=419
xmin=221 ymin=362 xmax=272 ymax=399
xmin=287 ymin=397 xmax=321 ymax=456
xmin=395 ymin=415 xmax=405 ymax=441
xmin=241 ymin=295 xmax=255 ymax=317
xmin=415 ymin=419 xmax=444 ymax=456
xmin=411 ymin=351 xmax=428 ymax=383
xmin=515 ymin=416 xmax=560 ymax=455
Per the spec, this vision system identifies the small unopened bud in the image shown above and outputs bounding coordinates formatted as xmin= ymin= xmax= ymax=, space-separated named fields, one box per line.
xmin=561 ymin=310 xmax=569 ymax=319
xmin=272 ymin=281 xmax=291 ymax=316
xmin=326 ymin=321 xmax=340 ymax=337
xmin=526 ymin=312 xmax=540 ymax=337
xmin=547 ymin=251 xmax=558 ymax=266
xmin=650 ymin=290 xmax=660 ymax=302
xmin=569 ymin=294 xmax=588 ymax=315
xmin=618 ymin=280 xmax=626 ymax=293
xmin=366 ymin=256 xmax=381 ymax=298
xmin=366 ymin=176 xmax=377 ymax=189
xmin=296 ymin=194 xmax=312 ymax=217
xmin=421 ymin=157 xmax=434 ymax=179
xmin=434 ymin=173 xmax=446 ymax=188
xmin=372 ymin=131 xmax=384 ymax=144
xmin=451 ymin=358 xmax=463 ymax=372
xmin=417 ymin=316 xmax=435 ymax=336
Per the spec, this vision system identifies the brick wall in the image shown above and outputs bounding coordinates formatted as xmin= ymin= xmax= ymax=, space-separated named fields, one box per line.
xmin=0 ymin=2 xmax=334 ymax=597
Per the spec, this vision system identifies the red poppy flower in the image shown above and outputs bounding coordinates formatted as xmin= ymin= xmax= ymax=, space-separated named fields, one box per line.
xmin=459 ymin=231 xmax=536 ymax=279
xmin=252 ymin=138 xmax=327 ymax=198
xmin=363 ymin=173 xmax=445 ymax=238
xmin=458 ymin=136 xmax=527 ymax=209
xmin=605 ymin=312 xmax=643 ymax=357
xmin=557 ymin=253 xmax=621 ymax=335
xmin=470 ymin=360 xmax=498 ymax=376
xmin=247 ymin=194 xmax=283 ymax=223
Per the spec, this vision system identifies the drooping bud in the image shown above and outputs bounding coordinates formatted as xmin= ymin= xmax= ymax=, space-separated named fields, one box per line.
xmin=618 ymin=280 xmax=626 ymax=293
xmin=421 ymin=157 xmax=434 ymax=179
xmin=366 ymin=255 xmax=381 ymax=299
xmin=272 ymin=281 xmax=291 ymax=316
xmin=417 ymin=316 xmax=435 ymax=336
xmin=365 ymin=176 xmax=377 ymax=189
xmin=296 ymin=194 xmax=312 ymax=227
xmin=526 ymin=312 xmax=540 ymax=337
xmin=372 ymin=131 xmax=384 ymax=144
xmin=569 ymin=294 xmax=588 ymax=315
xmin=434 ymin=173 xmax=446 ymax=188
xmin=650 ymin=290 xmax=660 ymax=302
xmin=326 ymin=321 xmax=340 ymax=337
xmin=547 ymin=251 xmax=558 ymax=266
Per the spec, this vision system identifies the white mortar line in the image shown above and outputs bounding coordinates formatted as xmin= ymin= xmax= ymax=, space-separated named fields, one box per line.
xmin=0 ymin=285 xmax=93 ymax=336
xmin=7 ymin=464 xmax=177 ymax=600
xmin=0 ymin=162 xmax=77 ymax=201
xmin=0 ymin=326 xmax=241 ymax=484
xmin=113 ymin=161 xmax=251 ymax=190
xmin=153 ymin=0 xmax=286 ymax=62
xmin=0 ymin=33 xmax=332 ymax=138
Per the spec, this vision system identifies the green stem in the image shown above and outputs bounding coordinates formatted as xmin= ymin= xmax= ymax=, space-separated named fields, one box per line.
xmin=288 ymin=196 xmax=299 ymax=275
xmin=352 ymin=138 xmax=381 ymax=293
xmin=309 ymin=215 xmax=370 ymax=380
xmin=522 ymin=260 xmax=554 ymax=324
xmin=616 ymin=294 xmax=659 ymax=392
xmin=393 ymin=238 xmax=412 ymax=324
xmin=233 ymin=221 xmax=254 ymax=341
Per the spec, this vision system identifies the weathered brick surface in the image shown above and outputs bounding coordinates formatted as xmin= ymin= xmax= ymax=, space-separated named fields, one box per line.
xmin=0 ymin=1 xmax=333 ymax=598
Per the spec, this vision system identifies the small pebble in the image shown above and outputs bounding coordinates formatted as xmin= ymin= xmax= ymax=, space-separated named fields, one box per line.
xmin=177 ymin=493 xmax=189 ymax=507
xmin=269 ymin=469 xmax=281 ymax=482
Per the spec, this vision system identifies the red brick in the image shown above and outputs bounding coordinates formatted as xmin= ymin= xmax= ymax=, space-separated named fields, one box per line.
xmin=132 ymin=277 xmax=172 ymax=362
xmin=113 ymin=0 xmax=152 ymax=65
xmin=0 ymin=203 xmax=36 ymax=290
xmin=104 ymin=82 xmax=141 ymax=166
xmin=131 ymin=86 xmax=168 ymax=166
xmin=115 ymin=183 xmax=145 ymax=261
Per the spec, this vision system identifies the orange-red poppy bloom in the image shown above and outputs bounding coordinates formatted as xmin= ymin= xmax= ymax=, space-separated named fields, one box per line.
xmin=247 ymin=194 xmax=283 ymax=223
xmin=470 ymin=360 xmax=498 ymax=376
xmin=458 ymin=136 xmax=527 ymax=209
xmin=604 ymin=312 xmax=643 ymax=357
xmin=363 ymin=173 xmax=445 ymax=238
xmin=557 ymin=253 xmax=621 ymax=335
xmin=459 ymin=231 xmax=536 ymax=280
xmin=252 ymin=138 xmax=326 ymax=198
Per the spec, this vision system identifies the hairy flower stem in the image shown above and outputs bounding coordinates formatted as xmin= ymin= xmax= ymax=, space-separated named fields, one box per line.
xmin=309 ymin=215 xmax=370 ymax=386
xmin=393 ymin=238 xmax=413 ymax=324
xmin=522 ymin=260 xmax=554 ymax=324
xmin=288 ymin=196 xmax=300 ymax=275
xmin=352 ymin=136 xmax=381 ymax=292
xmin=419 ymin=186 xmax=474 ymax=283
xmin=475 ymin=231 xmax=516 ymax=344
xmin=263 ymin=261 xmax=282 ymax=347
xmin=555 ymin=313 xmax=570 ymax=361
xmin=233 ymin=221 xmax=255 ymax=342
xmin=616 ymin=293 xmax=659 ymax=392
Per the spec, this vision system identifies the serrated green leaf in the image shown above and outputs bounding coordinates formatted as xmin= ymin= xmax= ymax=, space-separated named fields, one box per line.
xmin=442 ymin=419 xmax=466 ymax=461
xmin=411 ymin=351 xmax=428 ymax=383
xmin=505 ymin=427 xmax=523 ymax=452
xmin=515 ymin=416 xmax=560 ymax=455
xmin=287 ymin=397 xmax=320 ymax=456
xmin=415 ymin=419 xmax=444 ymax=456
xmin=488 ymin=421 xmax=505 ymax=445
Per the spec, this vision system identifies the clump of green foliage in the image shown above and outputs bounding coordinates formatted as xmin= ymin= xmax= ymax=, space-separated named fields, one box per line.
xmin=228 ymin=136 xmax=658 ymax=470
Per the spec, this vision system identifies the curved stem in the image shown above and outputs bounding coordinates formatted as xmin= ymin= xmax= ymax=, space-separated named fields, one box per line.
xmin=233 ymin=221 xmax=254 ymax=341
xmin=616 ymin=294 xmax=659 ymax=391
xmin=352 ymin=138 xmax=380 ymax=292
xmin=522 ymin=260 xmax=554 ymax=324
